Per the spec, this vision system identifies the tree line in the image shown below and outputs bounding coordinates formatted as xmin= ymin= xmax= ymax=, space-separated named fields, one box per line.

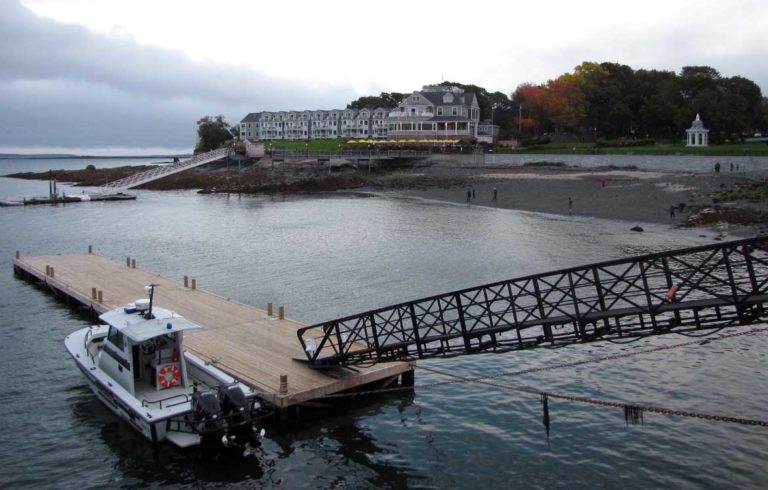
xmin=348 ymin=63 xmax=768 ymax=144
xmin=199 ymin=62 xmax=767 ymax=151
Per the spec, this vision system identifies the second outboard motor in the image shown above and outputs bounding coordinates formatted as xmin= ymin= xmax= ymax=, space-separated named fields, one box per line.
xmin=218 ymin=385 xmax=250 ymax=422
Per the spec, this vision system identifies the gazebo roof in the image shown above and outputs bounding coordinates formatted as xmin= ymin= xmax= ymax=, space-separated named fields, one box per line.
xmin=688 ymin=113 xmax=707 ymax=131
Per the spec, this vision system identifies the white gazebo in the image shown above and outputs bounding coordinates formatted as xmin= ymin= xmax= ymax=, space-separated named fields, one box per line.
xmin=686 ymin=113 xmax=709 ymax=147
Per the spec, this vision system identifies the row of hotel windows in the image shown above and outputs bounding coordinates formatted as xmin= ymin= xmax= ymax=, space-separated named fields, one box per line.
xmin=247 ymin=130 xmax=377 ymax=136
xmin=246 ymin=119 xmax=384 ymax=126
xmin=259 ymin=112 xmax=386 ymax=121
xmin=399 ymin=106 xmax=463 ymax=116
xmin=244 ymin=124 xmax=470 ymax=138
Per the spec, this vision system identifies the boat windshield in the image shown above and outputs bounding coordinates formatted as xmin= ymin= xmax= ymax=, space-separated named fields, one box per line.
xmin=106 ymin=326 xmax=125 ymax=350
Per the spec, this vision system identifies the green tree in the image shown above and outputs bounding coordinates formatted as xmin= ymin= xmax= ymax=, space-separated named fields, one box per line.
xmin=348 ymin=92 xmax=404 ymax=109
xmin=196 ymin=115 xmax=233 ymax=153
xmin=760 ymin=98 xmax=768 ymax=132
xmin=635 ymin=69 xmax=682 ymax=140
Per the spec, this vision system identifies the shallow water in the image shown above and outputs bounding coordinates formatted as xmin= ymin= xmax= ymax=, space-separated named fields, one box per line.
xmin=0 ymin=185 xmax=765 ymax=489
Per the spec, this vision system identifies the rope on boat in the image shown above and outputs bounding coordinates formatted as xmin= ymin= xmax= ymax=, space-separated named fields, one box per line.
xmin=306 ymin=326 xmax=768 ymax=429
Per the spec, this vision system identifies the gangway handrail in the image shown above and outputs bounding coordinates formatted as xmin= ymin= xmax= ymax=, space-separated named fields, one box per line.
xmin=98 ymin=147 xmax=229 ymax=190
xmin=296 ymin=236 xmax=768 ymax=367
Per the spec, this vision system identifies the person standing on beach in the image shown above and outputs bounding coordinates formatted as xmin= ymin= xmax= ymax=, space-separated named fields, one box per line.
xmin=492 ymin=187 xmax=497 ymax=201
xmin=568 ymin=197 xmax=573 ymax=215
xmin=472 ymin=188 xmax=476 ymax=200
xmin=467 ymin=189 xmax=471 ymax=202
xmin=670 ymin=205 xmax=676 ymax=219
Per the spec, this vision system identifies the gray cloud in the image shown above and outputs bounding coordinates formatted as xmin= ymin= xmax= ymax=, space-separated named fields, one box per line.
xmin=0 ymin=0 xmax=352 ymax=151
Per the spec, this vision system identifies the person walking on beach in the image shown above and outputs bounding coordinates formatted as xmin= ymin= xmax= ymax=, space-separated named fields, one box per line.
xmin=670 ymin=205 xmax=676 ymax=220
xmin=472 ymin=188 xmax=476 ymax=200
xmin=714 ymin=162 xmax=721 ymax=173
xmin=568 ymin=197 xmax=573 ymax=215
xmin=492 ymin=187 xmax=497 ymax=201
xmin=467 ymin=189 xmax=471 ymax=202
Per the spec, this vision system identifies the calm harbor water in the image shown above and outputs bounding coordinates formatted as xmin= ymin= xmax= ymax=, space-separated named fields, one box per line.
xmin=0 ymin=156 xmax=172 ymax=200
xmin=1 ymin=160 xmax=767 ymax=488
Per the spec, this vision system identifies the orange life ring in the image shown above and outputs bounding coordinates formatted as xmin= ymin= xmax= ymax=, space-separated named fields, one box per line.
xmin=158 ymin=364 xmax=180 ymax=389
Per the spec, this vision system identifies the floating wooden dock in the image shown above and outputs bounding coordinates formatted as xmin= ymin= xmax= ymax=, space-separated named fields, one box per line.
xmin=12 ymin=250 xmax=414 ymax=410
xmin=0 ymin=193 xmax=136 ymax=206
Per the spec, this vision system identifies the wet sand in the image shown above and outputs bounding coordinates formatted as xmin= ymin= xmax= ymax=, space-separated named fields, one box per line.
xmin=379 ymin=164 xmax=750 ymax=227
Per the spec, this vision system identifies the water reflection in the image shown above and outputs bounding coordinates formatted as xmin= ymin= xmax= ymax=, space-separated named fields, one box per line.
xmin=3 ymin=189 xmax=762 ymax=488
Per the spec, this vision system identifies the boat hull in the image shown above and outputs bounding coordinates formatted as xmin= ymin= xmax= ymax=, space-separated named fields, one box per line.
xmin=76 ymin=362 xmax=162 ymax=442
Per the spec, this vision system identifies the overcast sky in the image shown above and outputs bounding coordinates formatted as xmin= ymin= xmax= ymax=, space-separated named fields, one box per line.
xmin=1 ymin=0 xmax=766 ymax=155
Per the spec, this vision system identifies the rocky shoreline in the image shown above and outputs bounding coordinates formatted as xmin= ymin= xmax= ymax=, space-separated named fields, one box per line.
xmin=7 ymin=159 xmax=768 ymax=233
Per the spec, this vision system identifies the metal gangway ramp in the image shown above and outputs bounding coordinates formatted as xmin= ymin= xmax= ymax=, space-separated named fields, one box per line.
xmin=99 ymin=148 xmax=229 ymax=190
xmin=297 ymin=237 xmax=768 ymax=367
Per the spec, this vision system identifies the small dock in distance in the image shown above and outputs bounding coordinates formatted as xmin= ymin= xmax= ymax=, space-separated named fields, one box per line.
xmin=12 ymin=250 xmax=414 ymax=411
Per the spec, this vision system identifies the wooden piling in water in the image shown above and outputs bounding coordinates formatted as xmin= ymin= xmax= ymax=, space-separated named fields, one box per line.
xmin=184 ymin=275 xmax=188 ymax=288
xmin=279 ymin=306 xmax=285 ymax=320
xmin=267 ymin=302 xmax=273 ymax=316
xmin=191 ymin=278 xmax=196 ymax=290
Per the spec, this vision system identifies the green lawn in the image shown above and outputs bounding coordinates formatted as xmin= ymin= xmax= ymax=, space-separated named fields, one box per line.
xmin=510 ymin=141 xmax=768 ymax=156
xmin=262 ymin=139 xmax=354 ymax=152
xmin=251 ymin=138 xmax=768 ymax=156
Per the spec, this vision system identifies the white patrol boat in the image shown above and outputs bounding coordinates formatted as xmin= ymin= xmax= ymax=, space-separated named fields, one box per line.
xmin=65 ymin=285 xmax=267 ymax=450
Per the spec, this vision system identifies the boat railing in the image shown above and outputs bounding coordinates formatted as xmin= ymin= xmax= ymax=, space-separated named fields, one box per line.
xmin=142 ymin=393 xmax=190 ymax=409
xmin=165 ymin=401 xmax=271 ymax=434
xmin=83 ymin=328 xmax=95 ymax=362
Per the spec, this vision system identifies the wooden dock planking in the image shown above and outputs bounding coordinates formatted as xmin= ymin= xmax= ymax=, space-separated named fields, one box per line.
xmin=12 ymin=252 xmax=413 ymax=408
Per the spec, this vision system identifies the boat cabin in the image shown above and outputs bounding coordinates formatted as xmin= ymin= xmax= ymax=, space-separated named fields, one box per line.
xmin=96 ymin=302 xmax=201 ymax=396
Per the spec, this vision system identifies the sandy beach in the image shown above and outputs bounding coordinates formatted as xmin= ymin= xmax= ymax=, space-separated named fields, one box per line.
xmin=373 ymin=163 xmax=765 ymax=232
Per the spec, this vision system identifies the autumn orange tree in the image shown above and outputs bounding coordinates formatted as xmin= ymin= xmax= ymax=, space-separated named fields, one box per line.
xmin=511 ymin=62 xmax=767 ymax=142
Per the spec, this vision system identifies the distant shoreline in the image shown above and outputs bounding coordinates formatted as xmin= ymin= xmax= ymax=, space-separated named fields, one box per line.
xmin=5 ymin=159 xmax=768 ymax=234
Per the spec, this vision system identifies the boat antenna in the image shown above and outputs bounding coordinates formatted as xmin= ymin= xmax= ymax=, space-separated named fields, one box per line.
xmin=145 ymin=284 xmax=159 ymax=319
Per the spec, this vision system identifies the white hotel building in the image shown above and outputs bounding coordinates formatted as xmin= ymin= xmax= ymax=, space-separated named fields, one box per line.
xmin=240 ymin=86 xmax=480 ymax=142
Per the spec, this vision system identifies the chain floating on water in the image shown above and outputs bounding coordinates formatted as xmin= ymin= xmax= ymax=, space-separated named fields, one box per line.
xmin=306 ymin=327 xmax=768 ymax=429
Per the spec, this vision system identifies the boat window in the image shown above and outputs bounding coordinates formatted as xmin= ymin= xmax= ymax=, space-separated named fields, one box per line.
xmin=107 ymin=326 xmax=125 ymax=350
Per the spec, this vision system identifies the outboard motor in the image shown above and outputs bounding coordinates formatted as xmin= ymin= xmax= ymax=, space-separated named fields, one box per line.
xmin=218 ymin=385 xmax=251 ymax=428
xmin=191 ymin=390 xmax=225 ymax=445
